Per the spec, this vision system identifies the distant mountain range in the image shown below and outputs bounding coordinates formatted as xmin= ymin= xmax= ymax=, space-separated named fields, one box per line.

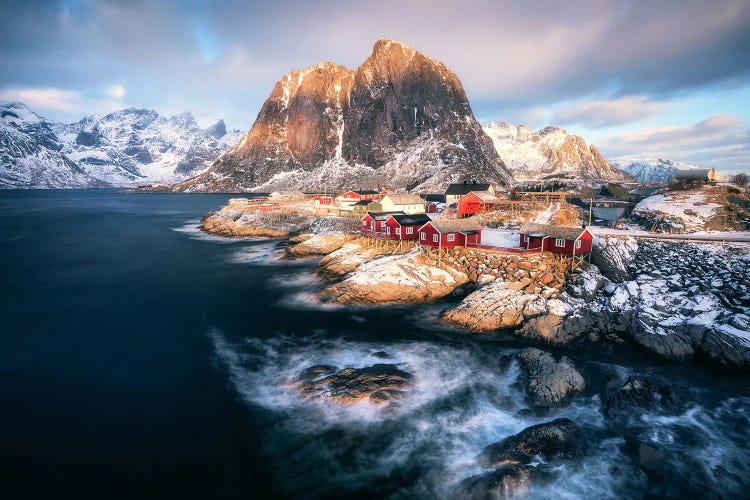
xmin=610 ymin=158 xmax=701 ymax=184
xmin=483 ymin=121 xmax=630 ymax=182
xmin=0 ymin=102 xmax=241 ymax=189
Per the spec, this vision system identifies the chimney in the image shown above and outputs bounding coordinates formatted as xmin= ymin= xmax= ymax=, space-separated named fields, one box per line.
xmin=473 ymin=180 xmax=477 ymax=185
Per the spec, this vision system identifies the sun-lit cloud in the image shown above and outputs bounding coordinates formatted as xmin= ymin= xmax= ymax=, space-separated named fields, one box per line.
xmin=105 ymin=85 xmax=126 ymax=99
xmin=553 ymin=96 xmax=670 ymax=128
xmin=0 ymin=87 xmax=82 ymax=112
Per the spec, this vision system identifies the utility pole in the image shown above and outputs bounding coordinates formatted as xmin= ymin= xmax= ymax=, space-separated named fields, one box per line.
xmin=588 ymin=197 xmax=593 ymax=227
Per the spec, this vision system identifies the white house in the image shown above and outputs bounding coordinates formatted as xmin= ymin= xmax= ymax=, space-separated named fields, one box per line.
xmin=380 ymin=193 xmax=425 ymax=214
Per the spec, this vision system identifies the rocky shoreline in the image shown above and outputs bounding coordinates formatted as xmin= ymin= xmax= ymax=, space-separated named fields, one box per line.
xmin=200 ymin=205 xmax=750 ymax=370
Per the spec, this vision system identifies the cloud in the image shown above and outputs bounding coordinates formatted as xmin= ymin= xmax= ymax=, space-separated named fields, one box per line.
xmin=553 ymin=96 xmax=669 ymax=128
xmin=598 ymin=114 xmax=750 ymax=174
xmin=0 ymin=87 xmax=82 ymax=112
xmin=105 ymin=85 xmax=126 ymax=99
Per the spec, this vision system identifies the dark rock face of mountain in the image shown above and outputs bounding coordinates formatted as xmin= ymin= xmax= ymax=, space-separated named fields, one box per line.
xmin=176 ymin=39 xmax=511 ymax=192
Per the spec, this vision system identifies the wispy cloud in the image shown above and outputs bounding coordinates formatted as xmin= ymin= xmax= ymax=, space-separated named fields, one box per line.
xmin=104 ymin=85 xmax=126 ymax=99
xmin=553 ymin=96 xmax=670 ymax=128
xmin=0 ymin=87 xmax=81 ymax=112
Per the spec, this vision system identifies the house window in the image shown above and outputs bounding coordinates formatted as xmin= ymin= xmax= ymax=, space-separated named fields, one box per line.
xmin=420 ymin=232 xmax=426 ymax=240
xmin=524 ymin=235 xmax=529 ymax=243
xmin=447 ymin=234 xmax=455 ymax=242
xmin=380 ymin=221 xmax=386 ymax=228
xmin=406 ymin=227 xmax=413 ymax=235
xmin=386 ymin=227 xmax=391 ymax=234
xmin=370 ymin=222 xmax=374 ymax=229
xmin=575 ymin=240 xmax=582 ymax=249
xmin=555 ymin=238 xmax=565 ymax=247
xmin=433 ymin=234 xmax=439 ymax=243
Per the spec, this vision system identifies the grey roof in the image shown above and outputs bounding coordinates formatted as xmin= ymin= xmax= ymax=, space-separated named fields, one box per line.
xmin=353 ymin=189 xmax=380 ymax=195
xmin=520 ymin=223 xmax=589 ymax=240
xmin=426 ymin=218 xmax=483 ymax=233
xmin=467 ymin=190 xmax=501 ymax=202
xmin=383 ymin=193 xmax=424 ymax=205
xmin=367 ymin=211 xmax=405 ymax=220
xmin=446 ymin=182 xmax=491 ymax=195
xmin=424 ymin=194 xmax=447 ymax=202
xmin=354 ymin=199 xmax=379 ymax=206
xmin=390 ymin=214 xmax=431 ymax=226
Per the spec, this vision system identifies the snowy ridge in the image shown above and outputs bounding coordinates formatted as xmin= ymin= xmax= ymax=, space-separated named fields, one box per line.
xmin=483 ymin=121 xmax=629 ymax=182
xmin=1 ymin=101 xmax=242 ymax=189
xmin=611 ymin=158 xmax=701 ymax=184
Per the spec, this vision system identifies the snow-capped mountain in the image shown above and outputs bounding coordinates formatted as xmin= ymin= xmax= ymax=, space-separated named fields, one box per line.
xmin=483 ymin=121 xmax=630 ymax=182
xmin=51 ymin=108 xmax=243 ymax=186
xmin=1 ymin=102 xmax=105 ymax=188
xmin=610 ymin=158 xmax=701 ymax=184
xmin=174 ymin=39 xmax=512 ymax=193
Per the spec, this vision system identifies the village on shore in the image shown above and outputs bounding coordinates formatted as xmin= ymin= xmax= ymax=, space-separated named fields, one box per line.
xmin=199 ymin=171 xmax=750 ymax=370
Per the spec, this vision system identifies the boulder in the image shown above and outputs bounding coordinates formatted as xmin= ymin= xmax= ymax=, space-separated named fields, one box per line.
xmin=477 ymin=418 xmax=584 ymax=468
xmin=623 ymin=436 xmax=667 ymax=479
xmin=291 ymin=363 xmax=413 ymax=407
xmin=602 ymin=377 xmax=678 ymax=422
xmin=517 ymin=348 xmax=585 ymax=408
xmin=453 ymin=464 xmax=539 ymax=499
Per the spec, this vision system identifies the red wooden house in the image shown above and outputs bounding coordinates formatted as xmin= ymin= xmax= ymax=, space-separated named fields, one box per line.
xmin=384 ymin=214 xmax=431 ymax=240
xmin=313 ymin=196 xmax=334 ymax=205
xmin=337 ymin=190 xmax=381 ymax=205
xmin=359 ymin=211 xmax=405 ymax=237
xmin=457 ymin=191 xmax=503 ymax=217
xmin=518 ymin=223 xmax=593 ymax=256
xmin=418 ymin=219 xmax=482 ymax=249
xmin=259 ymin=203 xmax=280 ymax=212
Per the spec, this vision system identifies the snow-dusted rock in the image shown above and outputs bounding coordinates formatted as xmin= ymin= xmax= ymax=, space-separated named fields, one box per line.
xmin=592 ymin=236 xmax=638 ymax=282
xmin=288 ymin=233 xmax=354 ymax=256
xmin=317 ymin=241 xmax=383 ymax=278
xmin=611 ymin=158 xmax=700 ymax=184
xmin=320 ymin=252 xmax=468 ymax=304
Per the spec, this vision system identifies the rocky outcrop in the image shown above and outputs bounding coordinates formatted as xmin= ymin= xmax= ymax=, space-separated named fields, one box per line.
xmin=591 ymin=235 xmax=638 ymax=282
xmin=458 ymin=419 xmax=584 ymax=498
xmin=287 ymin=233 xmax=354 ymax=256
xmin=291 ymin=363 xmax=412 ymax=407
xmin=440 ymin=284 xmax=550 ymax=332
xmin=438 ymin=247 xmax=567 ymax=286
xmin=200 ymin=209 xmax=292 ymax=238
xmin=320 ymin=252 xmax=468 ymax=304
xmin=174 ymin=39 xmax=511 ymax=193
xmin=517 ymin=348 xmax=585 ymax=409
xmin=478 ymin=418 xmax=584 ymax=468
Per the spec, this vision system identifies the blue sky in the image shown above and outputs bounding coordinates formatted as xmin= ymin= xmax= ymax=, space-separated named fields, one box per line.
xmin=1 ymin=0 xmax=749 ymax=173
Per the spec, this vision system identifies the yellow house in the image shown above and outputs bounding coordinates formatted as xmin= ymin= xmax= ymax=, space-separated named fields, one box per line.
xmin=380 ymin=193 xmax=425 ymax=214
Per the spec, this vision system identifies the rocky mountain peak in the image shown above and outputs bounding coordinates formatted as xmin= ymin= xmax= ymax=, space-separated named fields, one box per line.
xmin=175 ymin=39 xmax=510 ymax=192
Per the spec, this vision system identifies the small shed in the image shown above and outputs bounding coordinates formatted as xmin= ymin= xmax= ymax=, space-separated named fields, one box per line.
xmin=385 ymin=213 xmax=431 ymax=240
xmin=418 ymin=219 xmax=482 ymax=249
xmin=519 ymin=223 xmax=593 ymax=255
xmin=380 ymin=193 xmax=425 ymax=214
xmin=457 ymin=191 xmax=503 ymax=217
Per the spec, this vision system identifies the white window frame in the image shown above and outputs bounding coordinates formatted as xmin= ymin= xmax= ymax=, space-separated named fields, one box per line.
xmin=420 ymin=232 xmax=426 ymax=240
xmin=386 ymin=227 xmax=391 ymax=235
xmin=524 ymin=235 xmax=529 ymax=243
xmin=395 ymin=227 xmax=401 ymax=235
xmin=575 ymin=239 xmax=582 ymax=249
xmin=555 ymin=238 xmax=565 ymax=247
xmin=406 ymin=227 xmax=414 ymax=235
xmin=447 ymin=233 xmax=455 ymax=242
xmin=433 ymin=234 xmax=439 ymax=243
xmin=380 ymin=221 xmax=386 ymax=229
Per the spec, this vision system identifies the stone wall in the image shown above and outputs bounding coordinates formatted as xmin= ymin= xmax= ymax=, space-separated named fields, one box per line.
xmin=434 ymin=247 xmax=569 ymax=294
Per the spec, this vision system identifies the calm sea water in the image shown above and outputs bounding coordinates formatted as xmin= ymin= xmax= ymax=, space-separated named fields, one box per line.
xmin=2 ymin=190 xmax=749 ymax=499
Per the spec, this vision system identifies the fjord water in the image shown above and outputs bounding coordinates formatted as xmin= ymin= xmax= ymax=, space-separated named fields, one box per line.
xmin=2 ymin=190 xmax=749 ymax=499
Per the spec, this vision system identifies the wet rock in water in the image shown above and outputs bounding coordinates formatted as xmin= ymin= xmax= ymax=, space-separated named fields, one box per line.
xmin=477 ymin=418 xmax=584 ymax=468
xmin=517 ymin=348 xmax=585 ymax=408
xmin=371 ymin=351 xmax=391 ymax=359
xmin=602 ymin=376 xmax=679 ymax=422
xmin=453 ymin=464 xmax=538 ymax=499
xmin=292 ymin=363 xmax=413 ymax=407
xmin=623 ymin=436 xmax=667 ymax=479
